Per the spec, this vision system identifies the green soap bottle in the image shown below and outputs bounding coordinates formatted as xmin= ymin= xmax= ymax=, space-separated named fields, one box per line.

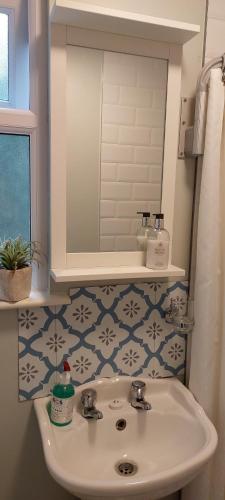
xmin=50 ymin=361 xmax=75 ymax=426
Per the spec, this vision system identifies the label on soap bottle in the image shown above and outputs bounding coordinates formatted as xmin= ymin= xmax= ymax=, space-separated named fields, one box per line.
xmin=146 ymin=240 xmax=169 ymax=269
xmin=51 ymin=396 xmax=73 ymax=425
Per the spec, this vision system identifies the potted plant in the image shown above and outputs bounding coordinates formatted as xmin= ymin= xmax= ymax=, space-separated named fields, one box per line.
xmin=0 ymin=237 xmax=40 ymax=302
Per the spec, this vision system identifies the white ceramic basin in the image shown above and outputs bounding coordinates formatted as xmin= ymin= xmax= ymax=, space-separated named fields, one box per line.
xmin=34 ymin=377 xmax=217 ymax=500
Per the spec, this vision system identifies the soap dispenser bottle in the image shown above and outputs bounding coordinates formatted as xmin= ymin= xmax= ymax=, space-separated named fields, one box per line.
xmin=146 ymin=213 xmax=170 ymax=269
xmin=50 ymin=361 xmax=75 ymax=426
xmin=136 ymin=211 xmax=152 ymax=251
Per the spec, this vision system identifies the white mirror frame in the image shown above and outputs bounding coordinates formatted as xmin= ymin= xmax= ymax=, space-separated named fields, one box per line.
xmin=50 ymin=24 xmax=182 ymax=272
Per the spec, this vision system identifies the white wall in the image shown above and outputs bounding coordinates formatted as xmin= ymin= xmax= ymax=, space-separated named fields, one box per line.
xmin=0 ymin=309 xmax=72 ymax=500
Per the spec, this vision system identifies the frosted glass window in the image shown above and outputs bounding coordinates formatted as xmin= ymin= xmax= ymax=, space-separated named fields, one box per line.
xmin=0 ymin=12 xmax=9 ymax=101
xmin=0 ymin=134 xmax=30 ymax=241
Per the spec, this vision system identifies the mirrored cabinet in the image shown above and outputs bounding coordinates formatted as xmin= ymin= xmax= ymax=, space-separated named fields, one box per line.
xmin=49 ymin=1 xmax=200 ymax=282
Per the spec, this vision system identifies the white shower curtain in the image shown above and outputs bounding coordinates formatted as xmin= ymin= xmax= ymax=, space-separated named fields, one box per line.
xmin=182 ymin=69 xmax=225 ymax=500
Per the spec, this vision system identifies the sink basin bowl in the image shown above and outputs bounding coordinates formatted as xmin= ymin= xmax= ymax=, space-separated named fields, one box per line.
xmin=34 ymin=377 xmax=217 ymax=500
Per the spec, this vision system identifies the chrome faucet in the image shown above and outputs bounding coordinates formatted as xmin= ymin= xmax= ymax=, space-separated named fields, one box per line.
xmin=130 ymin=380 xmax=151 ymax=410
xmin=80 ymin=388 xmax=103 ymax=420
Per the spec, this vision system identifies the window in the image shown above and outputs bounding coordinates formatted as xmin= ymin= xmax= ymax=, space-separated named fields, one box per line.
xmin=0 ymin=133 xmax=30 ymax=240
xmin=0 ymin=1 xmax=48 ymax=291
xmin=0 ymin=2 xmax=29 ymax=109
xmin=0 ymin=10 xmax=9 ymax=102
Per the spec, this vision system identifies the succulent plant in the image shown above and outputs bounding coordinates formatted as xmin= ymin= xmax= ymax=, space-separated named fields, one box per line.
xmin=0 ymin=237 xmax=41 ymax=270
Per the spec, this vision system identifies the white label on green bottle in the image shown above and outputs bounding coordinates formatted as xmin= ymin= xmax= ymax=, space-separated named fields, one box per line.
xmin=51 ymin=396 xmax=73 ymax=424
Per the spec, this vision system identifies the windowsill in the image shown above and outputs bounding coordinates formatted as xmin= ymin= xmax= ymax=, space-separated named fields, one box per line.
xmin=0 ymin=290 xmax=71 ymax=310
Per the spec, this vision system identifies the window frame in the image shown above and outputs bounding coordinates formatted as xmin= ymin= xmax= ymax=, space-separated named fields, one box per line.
xmin=0 ymin=0 xmax=48 ymax=291
xmin=0 ymin=6 xmax=15 ymax=108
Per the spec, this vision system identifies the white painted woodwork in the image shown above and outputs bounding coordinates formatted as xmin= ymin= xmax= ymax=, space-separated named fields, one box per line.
xmin=50 ymin=24 xmax=67 ymax=270
xmin=0 ymin=291 xmax=71 ymax=310
xmin=161 ymin=44 xmax=182 ymax=262
xmin=66 ymin=250 xmax=145 ymax=267
xmin=0 ymin=109 xmax=37 ymax=131
xmin=28 ymin=0 xmax=49 ymax=291
xmin=50 ymin=0 xmax=200 ymax=45
xmin=51 ymin=264 xmax=185 ymax=283
xmin=50 ymin=22 xmax=185 ymax=281
xmin=0 ymin=2 xmax=48 ymax=294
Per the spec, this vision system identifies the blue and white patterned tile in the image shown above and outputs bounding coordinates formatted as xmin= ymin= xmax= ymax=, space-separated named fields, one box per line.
xmin=66 ymin=346 xmax=100 ymax=385
xmin=18 ymin=307 xmax=51 ymax=337
xmin=177 ymin=368 xmax=185 ymax=382
xmin=160 ymin=333 xmax=186 ymax=372
xmin=161 ymin=281 xmax=188 ymax=315
xmin=63 ymin=292 xmax=101 ymax=333
xmin=34 ymin=371 xmax=61 ymax=399
xmin=114 ymin=339 xmax=148 ymax=375
xmin=30 ymin=319 xmax=79 ymax=366
xmin=134 ymin=309 xmax=173 ymax=353
xmin=18 ymin=281 xmax=188 ymax=400
xmin=142 ymin=356 xmax=171 ymax=379
xmin=115 ymin=290 xmax=148 ymax=328
xmin=18 ymin=353 xmax=54 ymax=400
xmin=136 ymin=282 xmax=168 ymax=305
xmin=85 ymin=284 xmax=128 ymax=310
xmin=85 ymin=314 xmax=129 ymax=359
xmin=98 ymin=363 xmax=118 ymax=378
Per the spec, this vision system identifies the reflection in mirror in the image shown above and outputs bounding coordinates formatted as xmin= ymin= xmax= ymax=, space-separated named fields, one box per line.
xmin=66 ymin=46 xmax=168 ymax=253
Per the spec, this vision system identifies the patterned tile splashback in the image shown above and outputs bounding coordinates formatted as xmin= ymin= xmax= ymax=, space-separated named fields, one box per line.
xmin=18 ymin=281 xmax=188 ymax=400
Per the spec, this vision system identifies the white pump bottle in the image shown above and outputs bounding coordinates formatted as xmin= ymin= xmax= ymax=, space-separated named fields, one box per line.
xmin=146 ymin=213 xmax=170 ymax=269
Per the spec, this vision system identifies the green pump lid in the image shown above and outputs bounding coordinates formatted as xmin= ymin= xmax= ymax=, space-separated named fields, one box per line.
xmin=52 ymin=383 xmax=74 ymax=398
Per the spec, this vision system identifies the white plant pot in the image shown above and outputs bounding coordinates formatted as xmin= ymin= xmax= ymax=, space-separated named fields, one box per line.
xmin=0 ymin=266 xmax=32 ymax=302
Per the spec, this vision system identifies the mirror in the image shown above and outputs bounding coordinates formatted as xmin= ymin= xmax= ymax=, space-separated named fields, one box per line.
xmin=66 ymin=46 xmax=168 ymax=253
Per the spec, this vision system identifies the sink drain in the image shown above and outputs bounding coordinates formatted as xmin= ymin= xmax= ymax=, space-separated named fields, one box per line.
xmin=116 ymin=418 xmax=127 ymax=431
xmin=115 ymin=461 xmax=138 ymax=477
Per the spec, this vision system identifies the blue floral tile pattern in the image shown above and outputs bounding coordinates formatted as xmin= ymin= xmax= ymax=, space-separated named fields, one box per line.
xmin=63 ymin=291 xmax=101 ymax=333
xmin=115 ymin=340 xmax=148 ymax=376
xmin=67 ymin=346 xmax=100 ymax=384
xmin=142 ymin=356 xmax=172 ymax=379
xmin=161 ymin=334 xmax=186 ymax=372
xmin=18 ymin=307 xmax=49 ymax=334
xmin=134 ymin=309 xmax=173 ymax=352
xmin=85 ymin=314 xmax=129 ymax=359
xmin=18 ymin=281 xmax=188 ymax=400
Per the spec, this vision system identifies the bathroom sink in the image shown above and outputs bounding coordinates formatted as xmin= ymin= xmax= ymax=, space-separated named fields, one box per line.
xmin=34 ymin=377 xmax=217 ymax=500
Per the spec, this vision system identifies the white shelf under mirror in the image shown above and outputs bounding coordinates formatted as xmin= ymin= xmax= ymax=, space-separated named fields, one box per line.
xmin=51 ymin=265 xmax=185 ymax=283
xmin=50 ymin=1 xmax=200 ymax=45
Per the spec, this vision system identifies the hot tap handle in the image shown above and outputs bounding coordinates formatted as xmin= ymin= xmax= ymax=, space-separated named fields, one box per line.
xmin=131 ymin=380 xmax=145 ymax=400
xmin=81 ymin=389 xmax=96 ymax=409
